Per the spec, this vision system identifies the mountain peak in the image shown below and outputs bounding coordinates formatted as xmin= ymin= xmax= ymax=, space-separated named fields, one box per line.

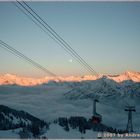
xmin=124 ymin=70 xmax=140 ymax=76
xmin=4 ymin=73 xmax=17 ymax=78
xmin=107 ymin=70 xmax=140 ymax=83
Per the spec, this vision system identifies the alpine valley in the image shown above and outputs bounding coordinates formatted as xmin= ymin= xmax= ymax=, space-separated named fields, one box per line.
xmin=0 ymin=71 xmax=140 ymax=138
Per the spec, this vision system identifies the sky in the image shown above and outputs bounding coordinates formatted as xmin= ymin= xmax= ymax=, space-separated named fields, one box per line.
xmin=0 ymin=1 xmax=140 ymax=77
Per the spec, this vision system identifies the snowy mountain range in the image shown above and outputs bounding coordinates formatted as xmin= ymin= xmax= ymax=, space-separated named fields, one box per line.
xmin=0 ymin=71 xmax=140 ymax=86
xmin=65 ymin=75 xmax=140 ymax=108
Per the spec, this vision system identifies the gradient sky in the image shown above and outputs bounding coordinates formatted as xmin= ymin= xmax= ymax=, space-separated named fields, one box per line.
xmin=0 ymin=2 xmax=140 ymax=77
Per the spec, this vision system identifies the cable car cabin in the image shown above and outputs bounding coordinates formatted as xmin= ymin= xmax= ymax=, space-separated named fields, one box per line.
xmin=91 ymin=113 xmax=102 ymax=124
xmin=91 ymin=99 xmax=102 ymax=124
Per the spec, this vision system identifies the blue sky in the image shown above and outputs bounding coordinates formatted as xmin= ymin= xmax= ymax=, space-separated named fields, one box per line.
xmin=0 ymin=2 xmax=140 ymax=77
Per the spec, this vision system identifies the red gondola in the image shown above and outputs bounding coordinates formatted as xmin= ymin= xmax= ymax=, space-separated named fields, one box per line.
xmin=91 ymin=99 xmax=102 ymax=124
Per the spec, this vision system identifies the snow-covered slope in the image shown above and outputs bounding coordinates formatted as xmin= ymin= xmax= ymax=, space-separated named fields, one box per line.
xmin=0 ymin=129 xmax=20 ymax=138
xmin=0 ymin=70 xmax=140 ymax=86
xmin=43 ymin=123 xmax=98 ymax=139
xmin=0 ymin=105 xmax=48 ymax=138
xmin=0 ymin=105 xmax=48 ymax=130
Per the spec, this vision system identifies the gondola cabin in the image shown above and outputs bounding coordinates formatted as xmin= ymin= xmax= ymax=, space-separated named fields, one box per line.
xmin=91 ymin=99 xmax=102 ymax=124
xmin=92 ymin=113 xmax=102 ymax=123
